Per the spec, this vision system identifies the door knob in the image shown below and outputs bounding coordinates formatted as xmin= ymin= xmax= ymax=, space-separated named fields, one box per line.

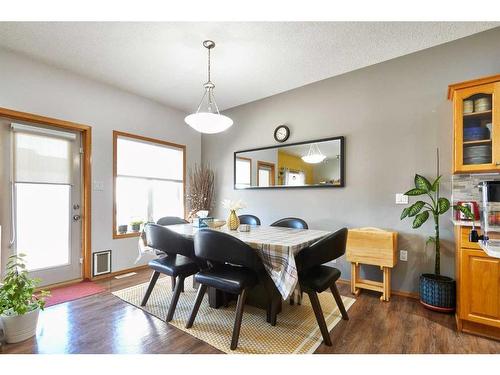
xmin=73 ymin=214 xmax=81 ymax=221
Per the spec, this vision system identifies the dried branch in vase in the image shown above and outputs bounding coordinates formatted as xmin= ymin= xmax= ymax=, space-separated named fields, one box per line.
xmin=186 ymin=163 xmax=215 ymax=220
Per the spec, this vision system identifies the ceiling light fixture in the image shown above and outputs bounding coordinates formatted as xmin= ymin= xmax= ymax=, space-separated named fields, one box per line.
xmin=185 ymin=40 xmax=233 ymax=134
xmin=302 ymin=143 xmax=326 ymax=164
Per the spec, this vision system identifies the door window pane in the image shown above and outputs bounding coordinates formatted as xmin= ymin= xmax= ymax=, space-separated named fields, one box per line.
xmin=16 ymin=183 xmax=70 ymax=271
xmin=258 ymin=169 xmax=270 ymax=187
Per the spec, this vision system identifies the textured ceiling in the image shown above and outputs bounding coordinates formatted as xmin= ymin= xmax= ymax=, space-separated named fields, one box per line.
xmin=0 ymin=22 xmax=497 ymax=112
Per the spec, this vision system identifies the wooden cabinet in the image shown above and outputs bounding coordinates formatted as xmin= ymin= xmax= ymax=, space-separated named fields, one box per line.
xmin=455 ymin=226 xmax=500 ymax=340
xmin=449 ymin=75 xmax=500 ymax=173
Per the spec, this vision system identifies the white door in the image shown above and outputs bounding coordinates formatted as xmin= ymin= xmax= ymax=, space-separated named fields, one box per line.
xmin=9 ymin=123 xmax=82 ymax=286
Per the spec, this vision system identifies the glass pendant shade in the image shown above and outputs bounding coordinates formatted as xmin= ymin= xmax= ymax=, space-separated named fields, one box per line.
xmin=185 ymin=40 xmax=233 ymax=134
xmin=302 ymin=143 xmax=326 ymax=164
xmin=185 ymin=112 xmax=233 ymax=134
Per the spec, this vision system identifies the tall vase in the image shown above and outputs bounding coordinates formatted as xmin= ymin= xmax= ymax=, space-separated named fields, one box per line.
xmin=227 ymin=210 xmax=240 ymax=230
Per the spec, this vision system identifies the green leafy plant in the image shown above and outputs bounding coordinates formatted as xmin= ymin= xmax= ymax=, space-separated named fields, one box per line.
xmin=400 ymin=174 xmax=473 ymax=276
xmin=129 ymin=220 xmax=144 ymax=226
xmin=0 ymin=254 xmax=50 ymax=316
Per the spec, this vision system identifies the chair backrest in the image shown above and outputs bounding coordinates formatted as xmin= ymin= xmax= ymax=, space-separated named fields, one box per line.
xmin=295 ymin=227 xmax=348 ymax=272
xmin=270 ymin=217 xmax=308 ymax=229
xmin=238 ymin=214 xmax=261 ymax=226
xmin=156 ymin=216 xmax=188 ymax=226
xmin=194 ymin=230 xmax=264 ymax=272
xmin=144 ymin=223 xmax=194 ymax=258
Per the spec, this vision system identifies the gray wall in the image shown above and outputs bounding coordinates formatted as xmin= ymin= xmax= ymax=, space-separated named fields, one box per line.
xmin=202 ymin=27 xmax=500 ymax=293
xmin=0 ymin=47 xmax=201 ymax=276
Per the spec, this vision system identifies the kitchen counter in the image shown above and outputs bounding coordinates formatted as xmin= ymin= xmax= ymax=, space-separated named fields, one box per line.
xmin=451 ymin=219 xmax=481 ymax=227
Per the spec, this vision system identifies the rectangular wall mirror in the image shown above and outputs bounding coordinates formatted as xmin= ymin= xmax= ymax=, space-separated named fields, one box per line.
xmin=234 ymin=136 xmax=344 ymax=189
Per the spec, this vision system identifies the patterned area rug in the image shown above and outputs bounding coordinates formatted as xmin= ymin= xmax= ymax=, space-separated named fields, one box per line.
xmin=113 ymin=277 xmax=355 ymax=354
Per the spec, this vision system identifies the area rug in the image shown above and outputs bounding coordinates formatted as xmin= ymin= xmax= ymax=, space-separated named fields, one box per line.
xmin=113 ymin=277 xmax=355 ymax=354
xmin=44 ymin=281 xmax=106 ymax=307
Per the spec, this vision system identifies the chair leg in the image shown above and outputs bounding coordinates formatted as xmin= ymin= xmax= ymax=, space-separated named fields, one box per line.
xmin=307 ymin=291 xmax=332 ymax=346
xmin=171 ymin=276 xmax=176 ymax=292
xmin=166 ymin=276 xmax=185 ymax=322
xmin=330 ymin=283 xmax=349 ymax=320
xmin=186 ymin=284 xmax=207 ymax=328
xmin=140 ymin=271 xmax=160 ymax=306
xmin=270 ymin=294 xmax=280 ymax=326
xmin=230 ymin=288 xmax=248 ymax=350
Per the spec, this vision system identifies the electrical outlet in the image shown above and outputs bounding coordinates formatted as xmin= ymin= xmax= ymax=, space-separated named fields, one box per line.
xmin=395 ymin=193 xmax=409 ymax=205
xmin=400 ymin=250 xmax=408 ymax=262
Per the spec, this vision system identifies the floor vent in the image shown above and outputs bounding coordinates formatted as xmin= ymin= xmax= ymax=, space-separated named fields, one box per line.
xmin=93 ymin=250 xmax=111 ymax=277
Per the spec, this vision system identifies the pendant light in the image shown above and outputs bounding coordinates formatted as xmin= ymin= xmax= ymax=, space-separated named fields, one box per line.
xmin=185 ymin=40 xmax=233 ymax=134
xmin=302 ymin=143 xmax=326 ymax=164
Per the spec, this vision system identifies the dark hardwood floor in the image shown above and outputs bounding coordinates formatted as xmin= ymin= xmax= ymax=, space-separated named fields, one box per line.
xmin=1 ymin=269 xmax=499 ymax=354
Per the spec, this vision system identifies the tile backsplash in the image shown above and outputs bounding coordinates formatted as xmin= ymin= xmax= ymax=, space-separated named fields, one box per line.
xmin=452 ymin=173 xmax=500 ymax=204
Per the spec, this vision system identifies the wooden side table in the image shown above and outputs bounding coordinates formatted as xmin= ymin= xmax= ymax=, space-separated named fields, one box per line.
xmin=346 ymin=227 xmax=398 ymax=302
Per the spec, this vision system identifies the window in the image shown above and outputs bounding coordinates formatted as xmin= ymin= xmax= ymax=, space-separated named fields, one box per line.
xmin=235 ymin=157 xmax=251 ymax=188
xmin=113 ymin=131 xmax=185 ymax=238
xmin=257 ymin=161 xmax=275 ymax=187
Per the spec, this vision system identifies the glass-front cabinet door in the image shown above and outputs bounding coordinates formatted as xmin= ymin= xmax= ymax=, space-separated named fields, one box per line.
xmin=452 ymin=80 xmax=500 ymax=173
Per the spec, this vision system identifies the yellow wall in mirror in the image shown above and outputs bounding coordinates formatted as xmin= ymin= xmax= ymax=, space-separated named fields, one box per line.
xmin=277 ymin=150 xmax=314 ymax=184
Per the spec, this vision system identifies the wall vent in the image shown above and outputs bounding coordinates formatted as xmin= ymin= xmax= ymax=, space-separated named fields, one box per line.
xmin=93 ymin=250 xmax=112 ymax=277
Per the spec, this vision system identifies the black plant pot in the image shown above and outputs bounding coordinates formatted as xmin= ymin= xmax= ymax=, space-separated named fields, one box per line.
xmin=419 ymin=273 xmax=456 ymax=313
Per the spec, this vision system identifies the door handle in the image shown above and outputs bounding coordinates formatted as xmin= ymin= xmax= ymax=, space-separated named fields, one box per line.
xmin=73 ymin=214 xmax=81 ymax=221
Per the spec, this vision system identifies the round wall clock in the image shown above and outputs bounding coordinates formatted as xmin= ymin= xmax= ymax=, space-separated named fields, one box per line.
xmin=274 ymin=125 xmax=290 ymax=143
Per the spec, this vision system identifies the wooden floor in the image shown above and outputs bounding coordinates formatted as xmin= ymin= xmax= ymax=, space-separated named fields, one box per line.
xmin=1 ymin=269 xmax=499 ymax=354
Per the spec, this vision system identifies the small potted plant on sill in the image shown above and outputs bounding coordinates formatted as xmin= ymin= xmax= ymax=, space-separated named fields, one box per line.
xmin=118 ymin=224 xmax=128 ymax=234
xmin=400 ymin=173 xmax=471 ymax=313
xmin=130 ymin=220 xmax=144 ymax=233
xmin=0 ymin=254 xmax=50 ymax=343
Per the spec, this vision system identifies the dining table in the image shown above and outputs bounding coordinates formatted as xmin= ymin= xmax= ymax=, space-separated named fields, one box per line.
xmin=165 ymin=223 xmax=332 ymax=312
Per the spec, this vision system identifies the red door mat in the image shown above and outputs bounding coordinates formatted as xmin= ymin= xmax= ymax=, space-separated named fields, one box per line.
xmin=44 ymin=281 xmax=106 ymax=307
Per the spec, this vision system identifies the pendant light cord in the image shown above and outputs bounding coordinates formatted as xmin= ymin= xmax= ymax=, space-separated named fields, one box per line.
xmin=207 ymin=47 xmax=211 ymax=83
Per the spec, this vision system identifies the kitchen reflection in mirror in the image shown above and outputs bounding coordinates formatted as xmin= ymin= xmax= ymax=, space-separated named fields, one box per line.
xmin=234 ymin=136 xmax=344 ymax=189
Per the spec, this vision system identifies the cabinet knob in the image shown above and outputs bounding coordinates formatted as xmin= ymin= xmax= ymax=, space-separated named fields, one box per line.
xmin=496 ymin=162 xmax=500 ymax=166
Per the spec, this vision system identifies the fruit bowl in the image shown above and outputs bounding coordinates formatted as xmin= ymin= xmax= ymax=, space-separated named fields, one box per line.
xmin=206 ymin=220 xmax=226 ymax=229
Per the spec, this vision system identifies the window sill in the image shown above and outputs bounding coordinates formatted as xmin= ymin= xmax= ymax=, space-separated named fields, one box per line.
xmin=113 ymin=231 xmax=141 ymax=239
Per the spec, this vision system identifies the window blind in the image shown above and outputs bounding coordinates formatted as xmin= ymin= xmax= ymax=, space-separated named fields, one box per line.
xmin=12 ymin=124 xmax=74 ymax=184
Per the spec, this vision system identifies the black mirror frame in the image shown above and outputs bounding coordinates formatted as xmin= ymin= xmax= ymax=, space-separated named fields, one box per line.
xmin=233 ymin=136 xmax=345 ymax=190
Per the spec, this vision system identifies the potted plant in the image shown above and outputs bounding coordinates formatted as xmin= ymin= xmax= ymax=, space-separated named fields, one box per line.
xmin=130 ymin=220 xmax=144 ymax=232
xmin=400 ymin=174 xmax=471 ymax=312
xmin=118 ymin=224 xmax=128 ymax=234
xmin=0 ymin=254 xmax=50 ymax=343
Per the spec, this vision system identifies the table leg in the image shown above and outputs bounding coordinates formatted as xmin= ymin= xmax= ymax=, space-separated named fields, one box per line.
xmin=351 ymin=263 xmax=360 ymax=296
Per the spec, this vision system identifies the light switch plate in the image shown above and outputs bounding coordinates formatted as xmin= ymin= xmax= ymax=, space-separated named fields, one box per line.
xmin=400 ymin=250 xmax=408 ymax=261
xmin=93 ymin=181 xmax=104 ymax=191
xmin=395 ymin=193 xmax=409 ymax=205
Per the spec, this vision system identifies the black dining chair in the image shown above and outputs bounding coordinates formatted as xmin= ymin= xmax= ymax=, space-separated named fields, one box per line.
xmin=295 ymin=227 xmax=349 ymax=346
xmin=270 ymin=217 xmax=308 ymax=229
xmin=155 ymin=216 xmax=189 ymax=290
xmin=156 ymin=216 xmax=188 ymax=226
xmin=141 ymin=223 xmax=200 ymax=322
xmin=238 ymin=214 xmax=261 ymax=226
xmin=186 ymin=229 xmax=271 ymax=350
